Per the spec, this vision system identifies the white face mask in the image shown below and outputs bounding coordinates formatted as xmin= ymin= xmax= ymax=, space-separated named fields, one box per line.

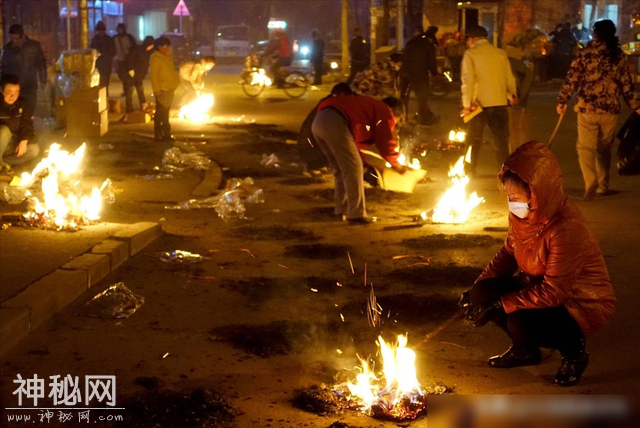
xmin=508 ymin=201 xmax=530 ymax=219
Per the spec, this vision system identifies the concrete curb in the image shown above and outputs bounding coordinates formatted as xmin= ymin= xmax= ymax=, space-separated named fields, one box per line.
xmin=0 ymin=222 xmax=163 ymax=356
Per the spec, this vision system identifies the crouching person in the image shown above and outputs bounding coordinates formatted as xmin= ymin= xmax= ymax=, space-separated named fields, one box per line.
xmin=459 ymin=141 xmax=616 ymax=386
xmin=0 ymin=74 xmax=40 ymax=172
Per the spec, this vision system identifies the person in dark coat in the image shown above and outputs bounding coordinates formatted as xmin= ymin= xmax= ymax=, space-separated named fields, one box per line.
xmin=572 ymin=19 xmax=591 ymax=46
xmin=400 ymin=27 xmax=439 ymax=126
xmin=347 ymin=28 xmax=369 ymax=84
xmin=0 ymin=74 xmax=40 ymax=170
xmin=550 ymin=23 xmax=577 ymax=79
xmin=90 ymin=21 xmax=116 ymax=94
xmin=0 ymin=24 xmax=47 ymax=118
xmin=127 ymin=36 xmax=155 ymax=109
xmin=310 ymin=30 xmax=325 ymax=85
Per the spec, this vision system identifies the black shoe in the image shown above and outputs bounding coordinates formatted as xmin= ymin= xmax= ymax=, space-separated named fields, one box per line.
xmin=488 ymin=346 xmax=542 ymax=368
xmin=554 ymin=352 xmax=589 ymax=387
xmin=347 ymin=217 xmax=375 ymax=225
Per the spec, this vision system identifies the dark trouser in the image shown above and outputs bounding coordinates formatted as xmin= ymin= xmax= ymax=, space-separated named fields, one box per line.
xmin=449 ymin=56 xmax=462 ymax=82
xmin=312 ymin=61 xmax=323 ymax=85
xmin=509 ymin=58 xmax=534 ymax=106
xmin=96 ymin=57 xmax=112 ymax=95
xmin=466 ymin=106 xmax=510 ymax=175
xmin=21 ymin=84 xmax=37 ymax=119
xmin=400 ymin=77 xmax=436 ymax=126
xmin=470 ymin=276 xmax=585 ymax=358
xmin=133 ymin=76 xmax=146 ymax=107
xmin=154 ymin=91 xmax=174 ymax=139
xmin=0 ymin=125 xmax=40 ymax=166
xmin=116 ymin=61 xmax=134 ymax=112
xmin=347 ymin=61 xmax=367 ymax=84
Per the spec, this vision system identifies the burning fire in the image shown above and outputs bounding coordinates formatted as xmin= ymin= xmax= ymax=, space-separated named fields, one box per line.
xmin=387 ymin=154 xmax=421 ymax=170
xmin=250 ymin=68 xmax=272 ymax=87
xmin=178 ymin=93 xmax=215 ymax=122
xmin=448 ymin=129 xmax=466 ymax=143
xmin=339 ymin=334 xmax=425 ymax=420
xmin=9 ymin=143 xmax=112 ymax=230
xmin=429 ymin=146 xmax=484 ymax=223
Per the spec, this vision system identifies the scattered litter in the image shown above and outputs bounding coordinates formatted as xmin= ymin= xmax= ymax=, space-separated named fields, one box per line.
xmin=260 ymin=153 xmax=281 ymax=168
xmin=77 ymin=282 xmax=144 ymax=319
xmin=2 ymin=223 xmax=11 ymax=230
xmin=162 ymin=147 xmax=212 ymax=171
xmin=159 ymin=250 xmax=209 ymax=264
xmin=158 ymin=218 xmax=166 ymax=222
xmin=310 ymin=288 xmax=318 ymax=293
xmin=339 ymin=314 xmax=345 ymax=322
xmin=162 ymin=352 xmax=170 ymax=359
xmin=272 ymin=209 xmax=281 ymax=213
xmin=98 ymin=143 xmax=114 ymax=150
xmin=347 ymin=251 xmax=355 ymax=274
xmin=3 ymin=185 xmax=31 ymax=204
xmin=407 ymin=261 xmax=431 ymax=268
xmin=239 ymin=249 xmax=256 ymax=258
xmin=278 ymin=264 xmax=290 ymax=269
xmin=336 ymin=282 xmax=342 ymax=287
xmin=285 ymin=139 xmax=297 ymax=145
xmin=393 ymin=255 xmax=427 ymax=260
xmin=138 ymin=173 xmax=175 ymax=180
xmin=336 ymin=349 xmax=343 ymax=354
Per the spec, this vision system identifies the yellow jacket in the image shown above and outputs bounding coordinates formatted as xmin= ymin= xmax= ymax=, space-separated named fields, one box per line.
xmin=150 ymin=50 xmax=180 ymax=94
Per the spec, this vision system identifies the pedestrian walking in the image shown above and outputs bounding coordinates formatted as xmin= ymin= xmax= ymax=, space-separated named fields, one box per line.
xmin=0 ymin=75 xmax=40 ymax=172
xmin=346 ymin=28 xmax=369 ymax=85
xmin=460 ymin=141 xmax=616 ymax=387
xmin=460 ymin=26 xmax=518 ymax=175
xmin=90 ymin=21 xmax=116 ymax=94
xmin=310 ymin=30 xmax=325 ymax=85
xmin=557 ymin=19 xmax=640 ymax=201
xmin=351 ymin=53 xmax=403 ymax=99
xmin=150 ymin=37 xmax=180 ymax=141
xmin=113 ymin=23 xmax=137 ymax=113
xmin=178 ymin=56 xmax=216 ymax=106
xmin=1 ymin=24 xmax=47 ymax=118
xmin=311 ymin=95 xmax=407 ymax=224
xmin=550 ymin=23 xmax=577 ymax=79
xmin=125 ymin=36 xmax=155 ymax=110
xmin=400 ymin=27 xmax=439 ymax=126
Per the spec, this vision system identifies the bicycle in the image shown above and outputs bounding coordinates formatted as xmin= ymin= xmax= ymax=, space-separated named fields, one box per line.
xmin=241 ymin=66 xmax=309 ymax=98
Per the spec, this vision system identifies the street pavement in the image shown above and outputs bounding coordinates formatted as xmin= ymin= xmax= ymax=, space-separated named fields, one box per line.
xmin=1 ymin=71 xmax=639 ymax=427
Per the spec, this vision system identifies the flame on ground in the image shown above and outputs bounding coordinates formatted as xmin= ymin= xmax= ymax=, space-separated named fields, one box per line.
xmin=340 ymin=334 xmax=425 ymax=420
xmin=448 ymin=129 xmax=467 ymax=143
xmin=387 ymin=153 xmax=421 ymax=170
xmin=250 ymin=68 xmax=272 ymax=87
xmin=11 ymin=143 xmax=112 ymax=230
xmin=429 ymin=146 xmax=484 ymax=223
xmin=178 ymin=93 xmax=215 ymax=122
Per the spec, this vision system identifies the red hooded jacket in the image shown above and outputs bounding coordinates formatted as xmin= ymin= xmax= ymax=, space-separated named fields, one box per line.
xmin=318 ymin=95 xmax=400 ymax=167
xmin=477 ymin=141 xmax=616 ymax=336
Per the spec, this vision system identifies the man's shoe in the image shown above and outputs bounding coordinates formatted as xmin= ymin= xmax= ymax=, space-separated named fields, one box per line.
xmin=488 ymin=346 xmax=542 ymax=368
xmin=596 ymin=189 xmax=619 ymax=197
xmin=347 ymin=217 xmax=375 ymax=225
xmin=554 ymin=352 xmax=589 ymax=387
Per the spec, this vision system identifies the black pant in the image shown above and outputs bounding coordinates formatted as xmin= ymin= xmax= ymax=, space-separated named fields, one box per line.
xmin=133 ymin=76 xmax=146 ymax=107
xmin=470 ymin=276 xmax=585 ymax=357
xmin=346 ymin=61 xmax=367 ymax=84
xmin=312 ymin=61 xmax=323 ymax=85
xmin=116 ymin=61 xmax=134 ymax=112
xmin=400 ymin=77 xmax=436 ymax=126
xmin=154 ymin=91 xmax=173 ymax=139
xmin=21 ymin=84 xmax=37 ymax=118
xmin=466 ymin=106 xmax=510 ymax=175
xmin=272 ymin=56 xmax=293 ymax=86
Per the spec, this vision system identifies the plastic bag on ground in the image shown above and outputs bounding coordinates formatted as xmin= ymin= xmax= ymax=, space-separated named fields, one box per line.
xmin=159 ymin=250 xmax=209 ymax=264
xmin=3 ymin=185 xmax=31 ymax=204
xmin=77 ymin=282 xmax=144 ymax=319
xmin=162 ymin=147 xmax=211 ymax=171
xmin=260 ymin=153 xmax=280 ymax=168
xmin=164 ymin=196 xmax=219 ymax=210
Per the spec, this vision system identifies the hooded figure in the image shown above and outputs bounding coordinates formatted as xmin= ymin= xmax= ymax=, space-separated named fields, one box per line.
xmin=460 ymin=141 xmax=616 ymax=387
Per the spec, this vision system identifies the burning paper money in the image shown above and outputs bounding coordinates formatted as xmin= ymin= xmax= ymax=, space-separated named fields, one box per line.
xmin=5 ymin=143 xmax=114 ymax=230
xmin=178 ymin=93 xmax=215 ymax=122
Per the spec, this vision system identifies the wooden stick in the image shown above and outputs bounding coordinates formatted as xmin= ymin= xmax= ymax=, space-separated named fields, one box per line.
xmin=548 ymin=112 xmax=565 ymax=148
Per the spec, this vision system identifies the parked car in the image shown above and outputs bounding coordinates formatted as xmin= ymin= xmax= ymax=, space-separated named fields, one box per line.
xmin=214 ymin=25 xmax=251 ymax=58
